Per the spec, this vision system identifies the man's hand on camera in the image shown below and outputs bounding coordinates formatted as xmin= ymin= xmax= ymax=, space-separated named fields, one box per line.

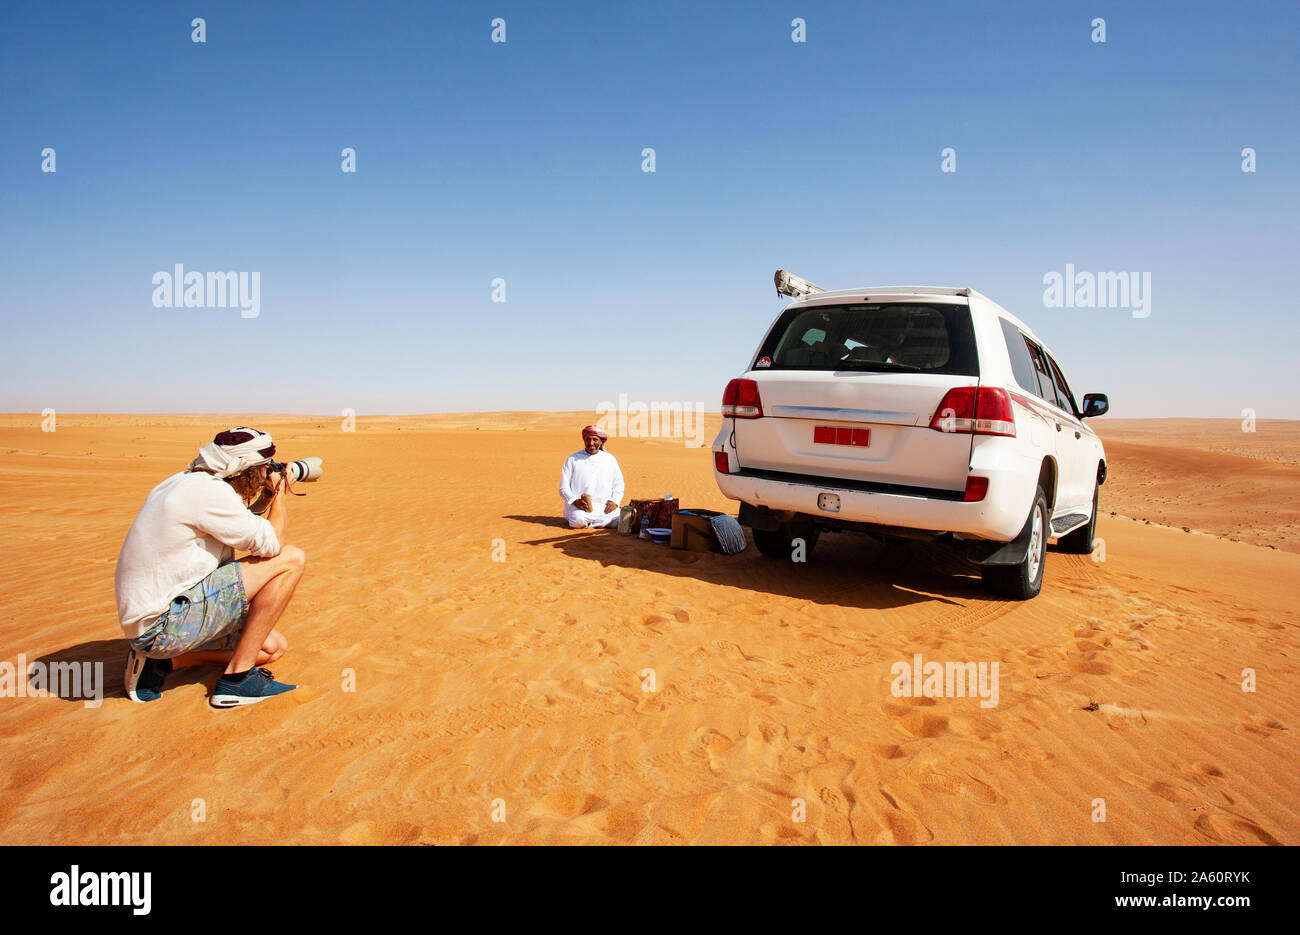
xmin=573 ymin=494 xmax=592 ymax=511
xmin=263 ymin=466 xmax=285 ymax=495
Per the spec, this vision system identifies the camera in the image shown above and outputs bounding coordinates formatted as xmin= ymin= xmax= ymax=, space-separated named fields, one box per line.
xmin=251 ymin=457 xmax=322 ymax=514
xmin=268 ymin=457 xmax=323 ymax=483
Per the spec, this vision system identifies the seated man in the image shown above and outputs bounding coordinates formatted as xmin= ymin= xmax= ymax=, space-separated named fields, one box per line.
xmin=559 ymin=425 xmax=625 ymax=528
xmin=114 ymin=427 xmax=305 ymax=708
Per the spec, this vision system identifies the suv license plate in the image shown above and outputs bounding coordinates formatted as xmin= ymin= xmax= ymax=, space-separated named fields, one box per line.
xmin=818 ymin=493 xmax=840 ymax=513
xmin=814 ymin=426 xmax=870 ymax=446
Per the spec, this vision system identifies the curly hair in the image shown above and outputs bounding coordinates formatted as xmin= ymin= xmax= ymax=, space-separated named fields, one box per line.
xmin=224 ymin=466 xmax=266 ymax=505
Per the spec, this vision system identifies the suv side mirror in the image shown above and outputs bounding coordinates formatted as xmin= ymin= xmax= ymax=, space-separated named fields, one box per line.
xmin=1081 ymin=393 xmax=1109 ymax=418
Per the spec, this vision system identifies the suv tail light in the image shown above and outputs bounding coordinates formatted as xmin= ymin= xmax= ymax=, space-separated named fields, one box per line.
xmin=722 ymin=378 xmax=763 ymax=419
xmin=714 ymin=451 xmax=730 ymax=473
xmin=929 ymin=387 xmax=1016 ymax=437
xmin=963 ymin=476 xmax=989 ymax=502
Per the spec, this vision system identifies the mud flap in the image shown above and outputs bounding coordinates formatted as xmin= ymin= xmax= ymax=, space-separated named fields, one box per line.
xmin=962 ymin=517 xmax=1032 ymax=566
xmin=738 ymin=501 xmax=781 ymax=531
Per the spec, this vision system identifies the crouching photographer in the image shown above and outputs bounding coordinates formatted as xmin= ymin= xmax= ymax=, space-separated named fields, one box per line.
xmin=114 ymin=427 xmax=321 ymax=709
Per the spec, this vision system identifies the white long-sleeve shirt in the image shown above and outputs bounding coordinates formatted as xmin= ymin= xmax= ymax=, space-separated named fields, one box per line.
xmin=114 ymin=470 xmax=280 ymax=638
xmin=559 ymin=449 xmax=625 ymax=507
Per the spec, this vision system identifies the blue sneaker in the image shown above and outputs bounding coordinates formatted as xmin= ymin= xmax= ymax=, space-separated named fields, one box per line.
xmin=211 ymin=668 xmax=297 ymax=708
xmin=124 ymin=648 xmax=172 ymax=703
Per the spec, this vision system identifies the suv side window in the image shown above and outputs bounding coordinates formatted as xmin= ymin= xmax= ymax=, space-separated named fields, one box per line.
xmin=1000 ymin=319 xmax=1040 ymax=396
xmin=1023 ymin=340 xmax=1056 ymax=404
xmin=1046 ymin=355 xmax=1079 ymax=418
xmin=1024 ymin=340 xmax=1075 ymax=415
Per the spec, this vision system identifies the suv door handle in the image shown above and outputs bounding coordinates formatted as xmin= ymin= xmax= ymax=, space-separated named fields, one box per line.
xmin=1055 ymin=422 xmax=1062 ymax=432
xmin=1074 ymin=429 xmax=1081 ymax=438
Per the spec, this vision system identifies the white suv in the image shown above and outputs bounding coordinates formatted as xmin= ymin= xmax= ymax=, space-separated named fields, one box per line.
xmin=711 ymin=271 xmax=1109 ymax=599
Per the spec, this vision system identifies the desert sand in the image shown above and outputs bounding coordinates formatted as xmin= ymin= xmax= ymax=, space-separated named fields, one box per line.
xmin=0 ymin=413 xmax=1296 ymax=844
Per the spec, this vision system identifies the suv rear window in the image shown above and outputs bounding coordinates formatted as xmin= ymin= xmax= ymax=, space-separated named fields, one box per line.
xmin=756 ymin=303 xmax=979 ymax=376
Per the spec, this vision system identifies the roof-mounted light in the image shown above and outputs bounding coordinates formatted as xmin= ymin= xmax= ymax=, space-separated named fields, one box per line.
xmin=774 ymin=269 xmax=827 ymax=299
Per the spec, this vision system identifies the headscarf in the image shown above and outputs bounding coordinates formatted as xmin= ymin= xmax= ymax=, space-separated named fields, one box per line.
xmin=581 ymin=425 xmax=608 ymax=441
xmin=188 ymin=427 xmax=276 ymax=478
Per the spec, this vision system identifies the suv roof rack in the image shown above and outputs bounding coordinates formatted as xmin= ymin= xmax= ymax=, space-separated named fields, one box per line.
xmin=810 ymin=285 xmax=974 ymax=299
xmin=774 ymin=272 xmax=975 ymax=302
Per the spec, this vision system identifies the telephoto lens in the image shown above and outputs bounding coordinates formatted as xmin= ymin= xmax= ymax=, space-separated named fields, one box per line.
xmin=285 ymin=457 xmax=323 ymax=482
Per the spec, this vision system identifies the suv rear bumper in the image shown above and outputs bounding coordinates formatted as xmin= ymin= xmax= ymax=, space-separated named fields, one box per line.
xmin=714 ymin=463 xmax=1032 ymax=542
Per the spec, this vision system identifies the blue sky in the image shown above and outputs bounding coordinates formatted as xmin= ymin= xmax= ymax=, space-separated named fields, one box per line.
xmin=2 ymin=0 xmax=1297 ymax=417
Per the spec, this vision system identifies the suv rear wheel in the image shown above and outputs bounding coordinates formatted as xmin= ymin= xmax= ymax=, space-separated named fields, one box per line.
xmin=752 ymin=524 xmax=820 ymax=560
xmin=981 ymin=486 xmax=1048 ymax=599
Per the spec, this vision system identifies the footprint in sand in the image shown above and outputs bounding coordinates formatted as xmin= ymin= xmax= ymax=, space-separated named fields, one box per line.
xmin=878 ymin=809 xmax=934 ymax=844
xmin=1065 ymin=658 xmax=1112 ymax=675
xmin=898 ymin=712 xmax=950 ymax=738
xmin=691 ymin=727 xmax=734 ymax=759
xmin=711 ymin=638 xmax=758 ymax=661
xmin=921 ymin=771 xmax=999 ymax=805
xmin=339 ymin=820 xmax=421 ymax=844
xmin=575 ymin=734 xmax=608 ymax=752
xmin=947 ymin=714 xmax=1004 ymax=741
xmin=635 ymin=694 xmax=668 ymax=714
xmin=1193 ymin=812 xmax=1282 ymax=845
xmin=818 ymin=785 xmax=856 ymax=811
xmin=879 ymin=697 xmax=936 ymax=719
xmin=1063 ymin=624 xmax=1113 ymax=674
xmin=759 ymin=820 xmax=807 ymax=844
xmin=1238 ymin=714 xmax=1287 ymax=737
xmin=1147 ymin=780 xmax=1188 ymax=804
xmin=1191 ymin=762 xmax=1226 ymax=779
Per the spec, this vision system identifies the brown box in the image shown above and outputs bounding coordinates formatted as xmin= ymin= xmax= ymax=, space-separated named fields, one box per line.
xmin=670 ymin=510 xmax=724 ymax=552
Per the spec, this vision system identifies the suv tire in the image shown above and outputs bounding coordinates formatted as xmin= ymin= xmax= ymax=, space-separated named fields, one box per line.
xmin=981 ymin=485 xmax=1048 ymax=599
xmin=752 ymin=524 xmax=819 ymax=560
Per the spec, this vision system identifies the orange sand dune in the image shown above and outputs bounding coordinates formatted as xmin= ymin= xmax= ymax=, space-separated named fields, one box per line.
xmin=1098 ymin=419 xmax=1300 ymax=553
xmin=0 ymin=413 xmax=1296 ymax=844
